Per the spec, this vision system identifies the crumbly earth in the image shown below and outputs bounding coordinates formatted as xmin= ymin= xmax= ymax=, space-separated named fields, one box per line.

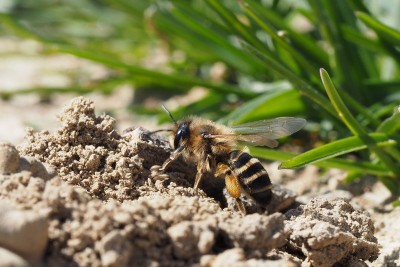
xmin=285 ymin=198 xmax=379 ymax=267
xmin=0 ymin=97 xmax=387 ymax=267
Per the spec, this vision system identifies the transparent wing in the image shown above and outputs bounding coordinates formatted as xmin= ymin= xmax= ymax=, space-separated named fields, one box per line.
xmin=205 ymin=133 xmax=279 ymax=148
xmin=233 ymin=134 xmax=279 ymax=148
xmin=204 ymin=117 xmax=306 ymax=148
xmin=231 ymin=117 xmax=306 ymax=139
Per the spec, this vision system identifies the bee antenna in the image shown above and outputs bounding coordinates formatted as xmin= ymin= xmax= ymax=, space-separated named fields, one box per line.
xmin=161 ymin=104 xmax=177 ymax=125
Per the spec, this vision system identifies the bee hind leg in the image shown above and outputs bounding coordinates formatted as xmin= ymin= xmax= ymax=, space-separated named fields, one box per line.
xmin=217 ymin=163 xmax=247 ymax=215
xmin=235 ymin=199 xmax=246 ymax=216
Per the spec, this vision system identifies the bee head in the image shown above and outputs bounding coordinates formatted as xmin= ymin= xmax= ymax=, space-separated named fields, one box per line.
xmin=174 ymin=121 xmax=190 ymax=149
xmin=160 ymin=104 xmax=190 ymax=149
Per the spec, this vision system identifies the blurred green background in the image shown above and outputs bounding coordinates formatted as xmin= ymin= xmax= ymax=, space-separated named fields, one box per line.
xmin=0 ymin=0 xmax=399 ymax=196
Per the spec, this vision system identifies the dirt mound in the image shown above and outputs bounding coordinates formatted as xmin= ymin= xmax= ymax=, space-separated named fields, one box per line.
xmin=286 ymin=198 xmax=379 ymax=267
xmin=0 ymin=97 xmax=381 ymax=267
xmin=20 ymin=97 xmax=143 ymax=201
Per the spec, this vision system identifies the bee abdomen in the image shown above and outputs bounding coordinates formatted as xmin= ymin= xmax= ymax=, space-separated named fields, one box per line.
xmin=229 ymin=150 xmax=272 ymax=206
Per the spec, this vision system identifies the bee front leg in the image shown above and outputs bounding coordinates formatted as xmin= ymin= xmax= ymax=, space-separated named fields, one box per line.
xmin=159 ymin=147 xmax=184 ymax=172
xmin=217 ymin=163 xmax=246 ymax=215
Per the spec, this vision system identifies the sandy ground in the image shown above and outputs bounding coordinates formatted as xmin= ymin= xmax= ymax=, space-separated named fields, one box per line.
xmin=0 ymin=96 xmax=398 ymax=267
xmin=0 ymin=38 xmax=399 ymax=267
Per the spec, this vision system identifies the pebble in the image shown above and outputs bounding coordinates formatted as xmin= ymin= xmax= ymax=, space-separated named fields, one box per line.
xmin=0 ymin=247 xmax=29 ymax=267
xmin=0 ymin=202 xmax=48 ymax=263
xmin=0 ymin=142 xmax=20 ymax=174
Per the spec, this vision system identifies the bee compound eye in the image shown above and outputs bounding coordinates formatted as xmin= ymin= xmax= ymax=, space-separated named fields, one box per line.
xmin=174 ymin=123 xmax=190 ymax=149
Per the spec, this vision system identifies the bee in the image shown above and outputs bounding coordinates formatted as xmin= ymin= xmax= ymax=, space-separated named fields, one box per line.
xmin=155 ymin=105 xmax=306 ymax=214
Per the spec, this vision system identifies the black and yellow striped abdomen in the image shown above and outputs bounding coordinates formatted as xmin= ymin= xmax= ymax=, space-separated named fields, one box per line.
xmin=229 ymin=150 xmax=272 ymax=206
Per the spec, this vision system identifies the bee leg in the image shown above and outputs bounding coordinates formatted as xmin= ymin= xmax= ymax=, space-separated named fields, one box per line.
xmin=193 ymin=169 xmax=204 ymax=190
xmin=194 ymin=159 xmax=206 ymax=190
xmin=235 ymin=199 xmax=246 ymax=216
xmin=160 ymin=147 xmax=184 ymax=172
xmin=194 ymin=154 xmax=215 ymax=189
xmin=217 ymin=163 xmax=247 ymax=215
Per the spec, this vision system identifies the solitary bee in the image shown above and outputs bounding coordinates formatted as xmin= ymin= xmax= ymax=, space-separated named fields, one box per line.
xmin=155 ymin=105 xmax=306 ymax=214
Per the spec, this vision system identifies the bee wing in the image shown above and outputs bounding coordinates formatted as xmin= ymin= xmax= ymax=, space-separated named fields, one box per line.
xmin=204 ymin=117 xmax=305 ymax=148
xmin=231 ymin=117 xmax=306 ymax=139
xmin=205 ymin=133 xmax=279 ymax=148
xmin=234 ymin=134 xmax=279 ymax=148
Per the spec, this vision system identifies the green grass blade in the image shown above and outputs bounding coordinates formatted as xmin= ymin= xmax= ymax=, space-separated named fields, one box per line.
xmin=340 ymin=25 xmax=380 ymax=79
xmin=321 ymin=68 xmax=371 ymax=135
xmin=48 ymin=44 xmax=256 ymax=98
xmin=310 ymin=1 xmax=374 ymax=103
xmin=241 ymin=43 xmax=378 ymax=129
xmin=163 ymin=2 xmax=267 ymax=75
xmin=381 ymin=177 xmax=400 ymax=195
xmin=249 ymin=147 xmax=393 ymax=177
xmin=279 ymin=133 xmax=396 ymax=169
xmin=342 ymin=25 xmax=386 ymax=53
xmin=376 ymin=106 xmax=400 ymax=162
xmin=249 ymin=147 xmax=294 ymax=162
xmin=377 ymin=106 xmax=400 ymax=136
xmin=220 ymin=88 xmax=304 ymax=125
xmin=340 ymin=92 xmax=380 ymax=127
xmin=205 ymin=0 xmax=274 ymax=58
xmin=342 ymin=171 xmax=365 ymax=184
xmin=241 ymin=0 xmax=319 ymax=78
xmin=0 ymin=13 xmax=44 ymax=41
xmin=243 ymin=0 xmax=329 ymax=67
xmin=356 ymin=11 xmax=400 ymax=46
xmin=0 ymin=86 xmax=93 ymax=99
xmin=364 ymin=79 xmax=400 ymax=92
xmin=240 ymin=42 xmax=339 ymax=119
xmin=320 ymin=68 xmax=399 ymax=176
xmin=320 ymin=159 xmax=391 ymax=177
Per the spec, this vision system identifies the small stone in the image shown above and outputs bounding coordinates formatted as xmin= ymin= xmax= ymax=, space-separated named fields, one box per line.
xmin=220 ymin=213 xmax=288 ymax=253
xmin=97 ymin=230 xmax=130 ymax=267
xmin=209 ymin=248 xmax=249 ymax=267
xmin=18 ymin=156 xmax=50 ymax=180
xmin=0 ymin=202 xmax=48 ymax=262
xmin=113 ymin=212 xmax=132 ymax=225
xmin=0 ymin=247 xmax=30 ymax=267
xmin=0 ymin=142 xmax=20 ymax=174
xmin=101 ymin=251 xmax=120 ymax=267
xmin=168 ymin=221 xmax=216 ymax=259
